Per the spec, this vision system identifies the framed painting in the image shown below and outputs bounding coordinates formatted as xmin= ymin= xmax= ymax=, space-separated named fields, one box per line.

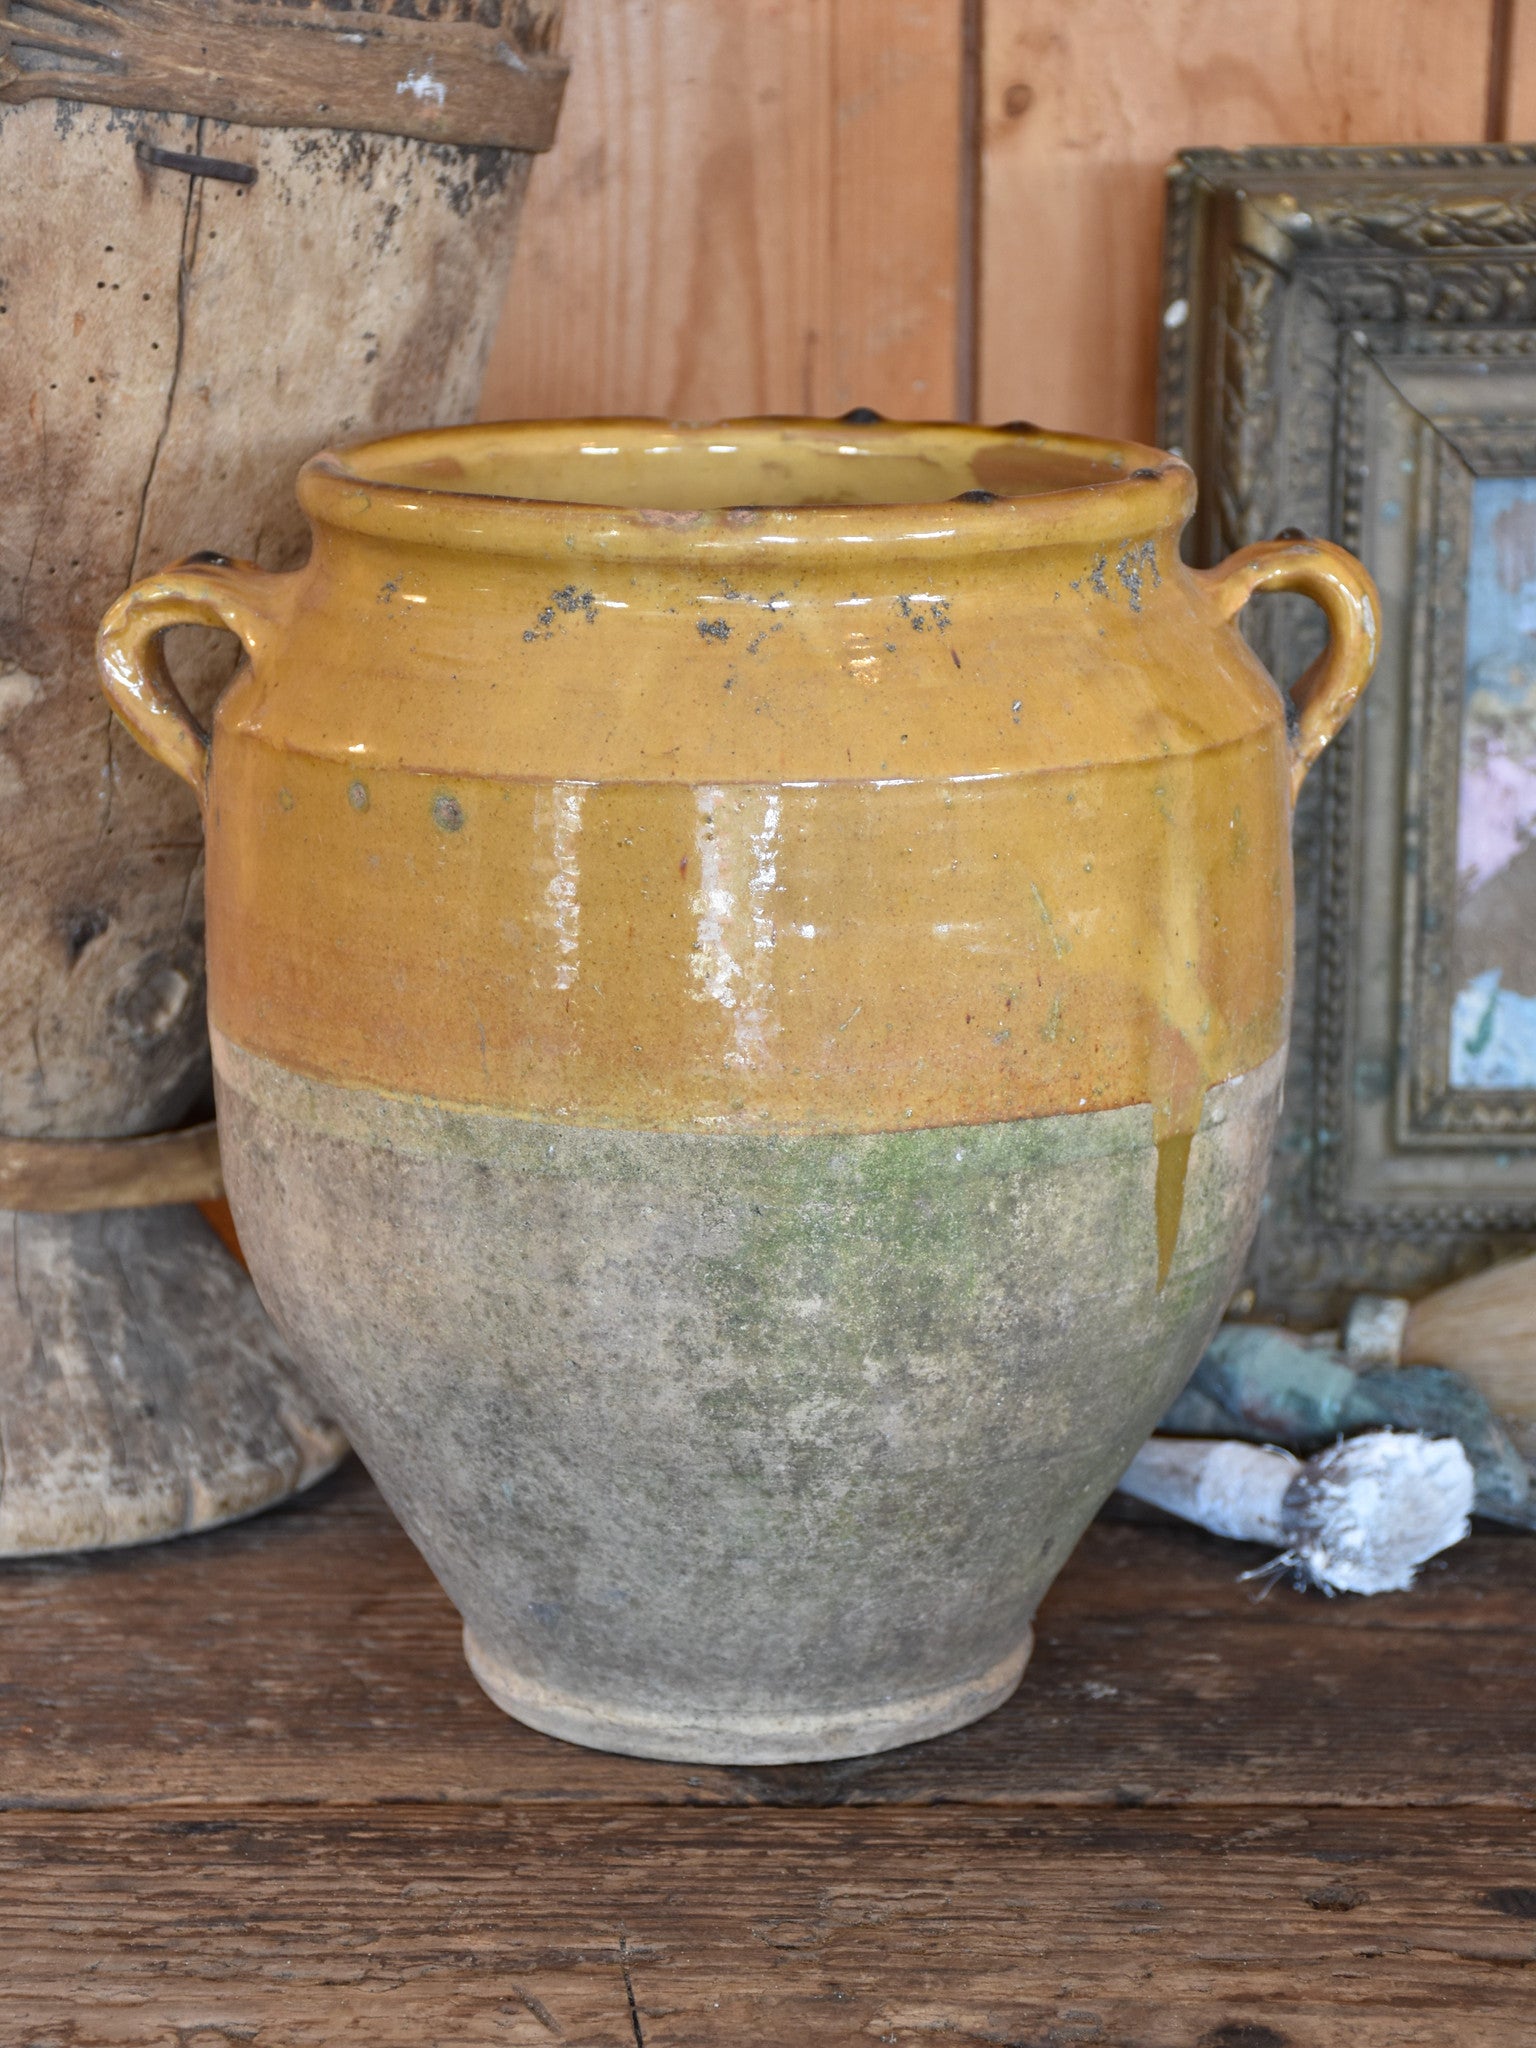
xmin=1160 ymin=144 xmax=1536 ymax=1320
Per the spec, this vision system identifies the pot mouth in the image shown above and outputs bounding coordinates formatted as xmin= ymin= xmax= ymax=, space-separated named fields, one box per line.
xmin=298 ymin=416 xmax=1195 ymax=561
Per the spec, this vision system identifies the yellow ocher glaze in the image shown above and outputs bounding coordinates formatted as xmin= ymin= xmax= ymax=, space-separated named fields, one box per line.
xmin=98 ymin=419 xmax=1379 ymax=1272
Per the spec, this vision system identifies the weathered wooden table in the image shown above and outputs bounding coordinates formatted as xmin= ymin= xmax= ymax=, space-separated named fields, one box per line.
xmin=2 ymin=1461 xmax=1532 ymax=2043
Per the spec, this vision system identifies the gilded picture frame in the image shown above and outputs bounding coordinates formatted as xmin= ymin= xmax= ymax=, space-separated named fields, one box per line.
xmin=1160 ymin=144 xmax=1536 ymax=1320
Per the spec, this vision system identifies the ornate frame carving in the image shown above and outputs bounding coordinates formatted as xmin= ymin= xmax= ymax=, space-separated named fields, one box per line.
xmin=1160 ymin=146 xmax=1536 ymax=1320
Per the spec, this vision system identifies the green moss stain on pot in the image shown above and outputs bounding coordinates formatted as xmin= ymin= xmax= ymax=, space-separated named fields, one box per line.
xmin=210 ymin=1031 xmax=1285 ymax=1763
xmin=100 ymin=418 xmax=1378 ymax=1763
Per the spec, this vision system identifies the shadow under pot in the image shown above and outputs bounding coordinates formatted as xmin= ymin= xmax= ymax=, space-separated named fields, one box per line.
xmin=97 ymin=416 xmax=1378 ymax=1763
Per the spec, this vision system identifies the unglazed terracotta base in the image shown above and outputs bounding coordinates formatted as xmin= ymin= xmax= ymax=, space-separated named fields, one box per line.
xmin=216 ymin=1032 xmax=1285 ymax=1764
xmin=463 ymin=1624 xmax=1035 ymax=1765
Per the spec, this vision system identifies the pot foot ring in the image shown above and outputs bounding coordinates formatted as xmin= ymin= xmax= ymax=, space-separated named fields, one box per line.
xmin=462 ymin=1624 xmax=1034 ymax=1765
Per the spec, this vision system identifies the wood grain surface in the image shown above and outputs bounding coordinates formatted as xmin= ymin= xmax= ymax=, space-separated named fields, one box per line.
xmin=977 ymin=0 xmax=1501 ymax=441
xmin=0 ymin=0 xmax=568 ymax=151
xmin=484 ymin=1 xmax=1504 ymax=448
xmin=482 ymin=0 xmax=966 ymax=422
xmin=3 ymin=1805 xmax=1533 ymax=2044
xmin=2 ymin=1465 xmax=1532 ymax=2037
xmin=1498 ymin=0 xmax=1536 ymax=139
xmin=3 ymin=1462 xmax=1532 ymax=1813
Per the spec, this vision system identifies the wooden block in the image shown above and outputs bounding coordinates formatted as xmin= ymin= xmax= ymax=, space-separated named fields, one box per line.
xmin=482 ymin=0 xmax=966 ymax=422
xmin=2 ymin=1464 xmax=1532 ymax=1811
xmin=1 ymin=1805 xmax=1532 ymax=2042
xmin=979 ymin=0 xmax=1498 ymax=442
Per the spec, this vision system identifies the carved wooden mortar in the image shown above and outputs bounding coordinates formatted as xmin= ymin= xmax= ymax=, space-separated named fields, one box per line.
xmin=0 ymin=0 xmax=566 ymax=1551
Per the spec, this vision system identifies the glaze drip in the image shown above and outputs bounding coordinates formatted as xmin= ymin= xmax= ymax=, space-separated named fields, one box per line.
xmin=1154 ymin=1126 xmax=1195 ymax=1289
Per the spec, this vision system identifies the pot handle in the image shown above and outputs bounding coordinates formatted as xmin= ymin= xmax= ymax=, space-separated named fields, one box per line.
xmin=1194 ymin=535 xmax=1380 ymax=800
xmin=96 ymin=554 xmax=272 ymax=816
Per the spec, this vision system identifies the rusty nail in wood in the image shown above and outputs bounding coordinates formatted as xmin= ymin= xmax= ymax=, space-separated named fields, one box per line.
xmin=136 ymin=142 xmax=257 ymax=187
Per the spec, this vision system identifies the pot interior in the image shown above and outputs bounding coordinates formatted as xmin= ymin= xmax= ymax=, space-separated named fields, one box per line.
xmin=337 ymin=419 xmax=1135 ymax=513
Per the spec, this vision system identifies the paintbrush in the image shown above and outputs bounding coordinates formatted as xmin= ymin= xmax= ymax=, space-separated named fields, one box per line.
xmin=1118 ymin=1432 xmax=1474 ymax=1594
xmin=1345 ymin=1256 xmax=1536 ymax=1432
xmin=1162 ymin=1321 xmax=1535 ymax=1527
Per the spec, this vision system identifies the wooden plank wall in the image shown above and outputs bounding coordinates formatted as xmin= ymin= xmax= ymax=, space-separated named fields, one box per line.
xmin=978 ymin=0 xmax=1495 ymax=439
xmin=482 ymin=0 xmax=1517 ymax=443
xmin=482 ymin=0 xmax=968 ymax=423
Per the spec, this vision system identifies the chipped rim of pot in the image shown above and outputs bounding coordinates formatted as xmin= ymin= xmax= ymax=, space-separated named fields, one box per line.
xmin=297 ymin=416 xmax=1197 ymax=564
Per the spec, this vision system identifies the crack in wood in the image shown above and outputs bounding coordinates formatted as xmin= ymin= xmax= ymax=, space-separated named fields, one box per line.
xmin=105 ymin=116 xmax=206 ymax=851
xmin=618 ymin=1930 xmax=645 ymax=2048
xmin=127 ymin=117 xmax=203 ymax=589
xmin=15 ymin=397 xmax=45 ymax=637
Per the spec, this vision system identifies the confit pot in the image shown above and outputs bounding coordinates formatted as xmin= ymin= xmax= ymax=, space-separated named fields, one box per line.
xmin=97 ymin=417 xmax=1378 ymax=1763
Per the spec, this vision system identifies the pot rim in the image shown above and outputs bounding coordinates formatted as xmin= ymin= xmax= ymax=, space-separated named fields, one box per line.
xmin=296 ymin=415 xmax=1196 ymax=563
